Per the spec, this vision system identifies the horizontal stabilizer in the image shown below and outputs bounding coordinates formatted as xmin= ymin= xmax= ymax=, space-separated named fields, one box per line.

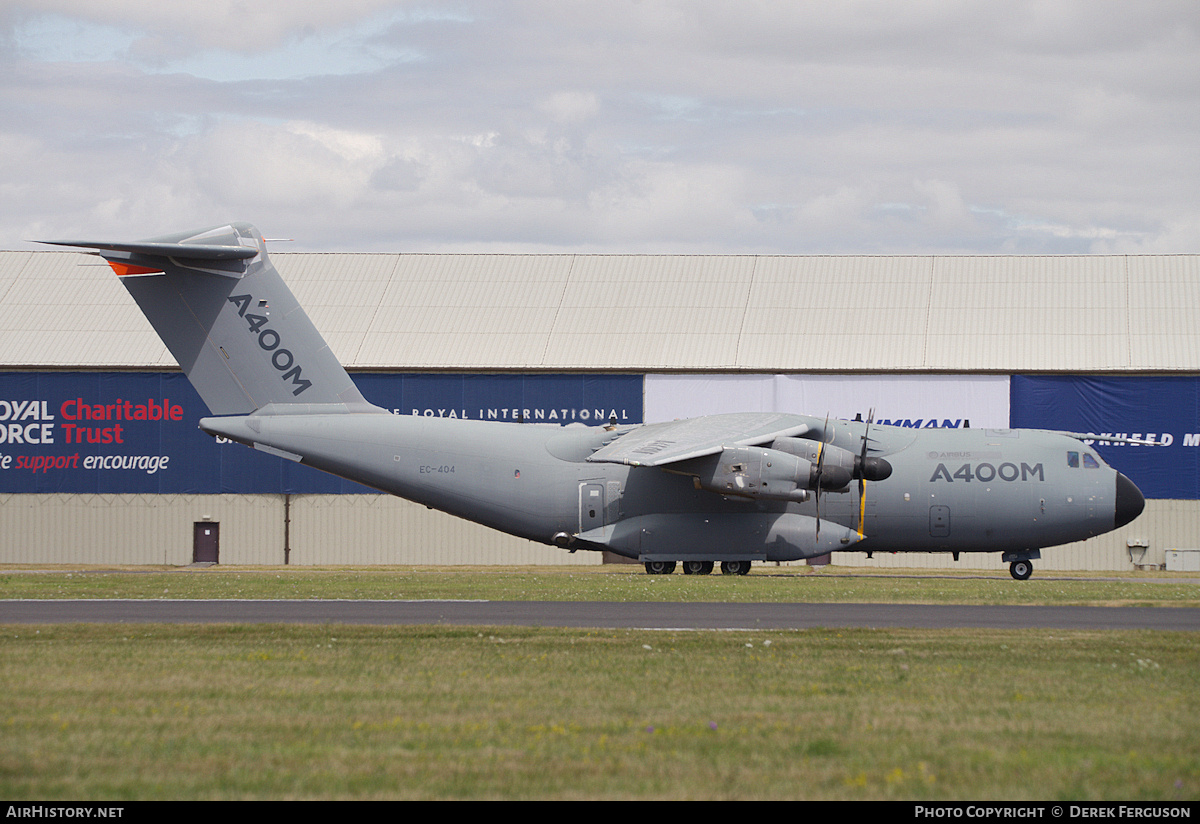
xmin=40 ymin=239 xmax=259 ymax=261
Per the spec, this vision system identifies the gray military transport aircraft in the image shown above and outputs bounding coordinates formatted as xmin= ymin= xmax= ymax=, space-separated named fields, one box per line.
xmin=43 ymin=223 xmax=1146 ymax=580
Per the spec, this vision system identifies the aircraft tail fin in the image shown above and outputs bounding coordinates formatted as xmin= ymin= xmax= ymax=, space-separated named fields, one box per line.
xmin=42 ymin=223 xmax=371 ymax=416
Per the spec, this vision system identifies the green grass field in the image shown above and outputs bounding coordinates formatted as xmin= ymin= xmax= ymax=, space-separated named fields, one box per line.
xmin=2 ymin=564 xmax=1198 ymax=606
xmin=2 ymin=566 xmax=1198 ymax=800
xmin=2 ymin=623 xmax=1197 ymax=800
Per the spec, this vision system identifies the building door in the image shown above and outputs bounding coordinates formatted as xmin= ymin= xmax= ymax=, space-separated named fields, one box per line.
xmin=193 ymin=522 xmax=219 ymax=563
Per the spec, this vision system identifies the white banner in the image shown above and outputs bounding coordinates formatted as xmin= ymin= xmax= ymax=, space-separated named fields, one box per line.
xmin=644 ymin=374 xmax=1010 ymax=429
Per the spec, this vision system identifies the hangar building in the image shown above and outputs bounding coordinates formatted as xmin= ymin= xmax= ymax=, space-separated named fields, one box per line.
xmin=0 ymin=247 xmax=1197 ymax=571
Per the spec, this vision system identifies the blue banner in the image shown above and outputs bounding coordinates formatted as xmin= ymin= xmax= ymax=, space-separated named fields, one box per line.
xmin=1010 ymin=375 xmax=1200 ymax=499
xmin=0 ymin=372 xmax=643 ymax=494
xmin=6 ymin=370 xmax=1191 ymax=498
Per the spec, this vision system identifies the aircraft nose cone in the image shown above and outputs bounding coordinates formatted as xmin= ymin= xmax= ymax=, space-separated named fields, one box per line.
xmin=1114 ymin=473 xmax=1145 ymax=529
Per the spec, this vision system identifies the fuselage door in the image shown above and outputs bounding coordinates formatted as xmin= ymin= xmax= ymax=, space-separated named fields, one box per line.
xmin=930 ymin=505 xmax=951 ymax=538
xmin=580 ymin=482 xmax=606 ymax=532
xmin=607 ymin=481 xmax=622 ymax=524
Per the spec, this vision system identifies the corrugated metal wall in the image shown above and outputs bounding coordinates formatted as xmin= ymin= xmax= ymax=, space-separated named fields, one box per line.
xmin=1128 ymin=255 xmax=1200 ymax=368
xmin=0 ymin=494 xmax=281 ymax=565
xmin=286 ymin=494 xmax=593 ymax=566
xmin=743 ymin=256 xmax=933 ymax=370
xmin=7 ymin=250 xmax=1200 ymax=372
xmin=0 ymin=493 xmax=1193 ymax=571
xmin=0 ymin=493 xmax=598 ymax=567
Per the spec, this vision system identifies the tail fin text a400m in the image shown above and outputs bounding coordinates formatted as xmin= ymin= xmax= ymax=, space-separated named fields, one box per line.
xmin=46 ymin=223 xmax=371 ymax=416
xmin=44 ymin=223 xmax=1145 ymax=579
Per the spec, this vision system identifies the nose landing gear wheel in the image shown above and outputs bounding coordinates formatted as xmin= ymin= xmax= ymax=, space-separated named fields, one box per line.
xmin=644 ymin=560 xmax=676 ymax=575
xmin=1009 ymin=559 xmax=1033 ymax=581
xmin=720 ymin=560 xmax=751 ymax=576
xmin=682 ymin=560 xmax=714 ymax=575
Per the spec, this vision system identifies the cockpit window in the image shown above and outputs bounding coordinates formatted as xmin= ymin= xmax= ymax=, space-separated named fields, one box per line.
xmin=1067 ymin=451 xmax=1079 ymax=468
xmin=1083 ymin=453 xmax=1100 ymax=469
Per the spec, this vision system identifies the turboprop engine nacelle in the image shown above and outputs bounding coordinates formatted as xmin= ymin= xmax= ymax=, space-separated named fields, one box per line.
xmin=681 ymin=445 xmax=851 ymax=502
xmin=771 ymin=436 xmax=893 ymax=485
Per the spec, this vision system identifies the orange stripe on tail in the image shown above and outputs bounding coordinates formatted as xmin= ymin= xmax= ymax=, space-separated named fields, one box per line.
xmin=107 ymin=261 xmax=163 ymax=276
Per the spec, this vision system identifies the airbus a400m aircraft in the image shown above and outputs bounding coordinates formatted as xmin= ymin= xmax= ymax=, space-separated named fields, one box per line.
xmin=44 ymin=223 xmax=1146 ymax=579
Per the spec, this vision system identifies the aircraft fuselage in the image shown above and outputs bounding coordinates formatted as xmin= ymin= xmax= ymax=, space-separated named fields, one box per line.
xmin=201 ymin=410 xmax=1142 ymax=564
xmin=45 ymin=222 xmax=1145 ymax=579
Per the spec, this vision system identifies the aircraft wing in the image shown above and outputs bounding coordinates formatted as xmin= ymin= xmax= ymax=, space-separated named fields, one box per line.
xmin=586 ymin=412 xmax=811 ymax=467
xmin=1054 ymin=431 xmax=1161 ymax=446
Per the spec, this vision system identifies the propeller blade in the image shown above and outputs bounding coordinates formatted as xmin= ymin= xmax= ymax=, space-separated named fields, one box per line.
xmin=857 ymin=409 xmax=874 ymax=536
xmin=815 ymin=414 xmax=830 ymax=540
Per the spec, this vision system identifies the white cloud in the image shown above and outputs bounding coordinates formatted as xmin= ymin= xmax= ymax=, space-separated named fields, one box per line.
xmin=538 ymin=91 xmax=600 ymax=124
xmin=1 ymin=1 xmax=1198 ymax=253
xmin=6 ymin=1 xmax=409 ymax=57
xmin=1092 ymin=213 xmax=1200 ymax=254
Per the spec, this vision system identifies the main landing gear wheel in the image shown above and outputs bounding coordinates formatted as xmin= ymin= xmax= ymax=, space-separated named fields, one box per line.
xmin=682 ymin=560 xmax=714 ymax=575
xmin=645 ymin=560 xmax=676 ymax=575
xmin=720 ymin=560 xmax=751 ymax=576
xmin=1009 ymin=559 xmax=1033 ymax=581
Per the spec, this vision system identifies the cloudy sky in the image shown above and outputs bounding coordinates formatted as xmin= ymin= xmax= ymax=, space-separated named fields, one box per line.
xmin=2 ymin=1 xmax=1198 ymax=253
